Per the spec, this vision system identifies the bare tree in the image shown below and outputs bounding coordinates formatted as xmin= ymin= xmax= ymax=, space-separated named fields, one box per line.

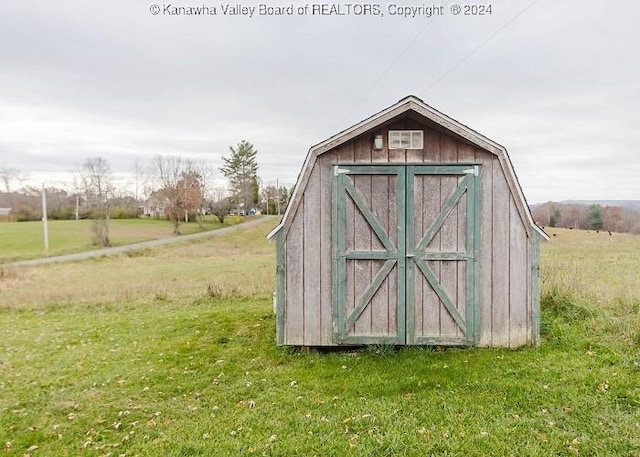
xmin=210 ymin=197 xmax=232 ymax=223
xmin=191 ymin=159 xmax=214 ymax=228
xmin=151 ymin=155 xmax=181 ymax=233
xmin=78 ymin=157 xmax=114 ymax=246
xmin=0 ymin=165 xmax=19 ymax=193
xmin=0 ymin=165 xmax=28 ymax=211
xmin=132 ymin=158 xmax=146 ymax=206
xmin=210 ymin=186 xmax=232 ymax=223
xmin=151 ymin=155 xmax=205 ymax=234
xmin=261 ymin=185 xmax=278 ymax=215
xmin=261 ymin=183 xmax=291 ymax=215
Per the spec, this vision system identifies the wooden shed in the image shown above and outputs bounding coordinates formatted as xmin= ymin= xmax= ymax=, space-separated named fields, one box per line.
xmin=267 ymin=96 xmax=547 ymax=348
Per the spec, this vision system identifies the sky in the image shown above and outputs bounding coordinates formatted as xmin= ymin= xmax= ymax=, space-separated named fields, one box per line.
xmin=0 ymin=0 xmax=638 ymax=204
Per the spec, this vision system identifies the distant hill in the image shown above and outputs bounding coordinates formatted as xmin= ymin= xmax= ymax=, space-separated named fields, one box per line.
xmin=529 ymin=200 xmax=640 ymax=234
xmin=560 ymin=200 xmax=640 ymax=212
xmin=531 ymin=200 xmax=640 ymax=212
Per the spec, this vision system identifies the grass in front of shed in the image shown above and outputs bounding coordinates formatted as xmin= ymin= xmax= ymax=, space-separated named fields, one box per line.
xmin=1 ymin=224 xmax=639 ymax=456
xmin=2 ymin=297 xmax=639 ymax=456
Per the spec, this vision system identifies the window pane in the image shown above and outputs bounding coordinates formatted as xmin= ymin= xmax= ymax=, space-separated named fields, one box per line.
xmin=389 ymin=131 xmax=401 ymax=149
xmin=388 ymin=130 xmax=423 ymax=149
xmin=410 ymin=131 xmax=424 ymax=149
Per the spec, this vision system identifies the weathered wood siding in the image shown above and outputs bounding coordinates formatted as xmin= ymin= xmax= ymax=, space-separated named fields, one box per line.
xmin=281 ymin=115 xmax=534 ymax=347
xmin=283 ymin=154 xmax=335 ymax=345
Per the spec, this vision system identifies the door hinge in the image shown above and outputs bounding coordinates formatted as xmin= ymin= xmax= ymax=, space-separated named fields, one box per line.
xmin=462 ymin=166 xmax=479 ymax=177
xmin=334 ymin=167 xmax=351 ymax=176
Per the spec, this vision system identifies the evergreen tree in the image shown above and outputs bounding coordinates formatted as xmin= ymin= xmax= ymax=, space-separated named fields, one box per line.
xmin=549 ymin=207 xmax=561 ymax=227
xmin=588 ymin=204 xmax=603 ymax=230
xmin=220 ymin=140 xmax=259 ymax=213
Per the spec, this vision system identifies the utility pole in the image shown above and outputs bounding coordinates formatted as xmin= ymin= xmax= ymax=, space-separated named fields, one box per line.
xmin=276 ymin=178 xmax=281 ymax=216
xmin=42 ymin=184 xmax=49 ymax=256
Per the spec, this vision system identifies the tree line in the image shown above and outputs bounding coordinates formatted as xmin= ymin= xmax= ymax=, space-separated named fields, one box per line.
xmin=532 ymin=202 xmax=640 ymax=234
xmin=0 ymin=140 xmax=291 ymax=245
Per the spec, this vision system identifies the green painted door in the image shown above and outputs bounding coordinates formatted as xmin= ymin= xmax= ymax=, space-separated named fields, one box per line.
xmin=332 ymin=164 xmax=479 ymax=345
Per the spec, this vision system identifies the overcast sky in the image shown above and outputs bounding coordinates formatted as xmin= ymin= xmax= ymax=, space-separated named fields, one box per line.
xmin=1 ymin=0 xmax=638 ymax=203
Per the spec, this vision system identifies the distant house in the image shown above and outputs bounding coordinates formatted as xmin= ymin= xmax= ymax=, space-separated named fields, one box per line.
xmin=141 ymin=193 xmax=169 ymax=218
xmin=229 ymin=207 xmax=246 ymax=216
xmin=0 ymin=208 xmax=12 ymax=222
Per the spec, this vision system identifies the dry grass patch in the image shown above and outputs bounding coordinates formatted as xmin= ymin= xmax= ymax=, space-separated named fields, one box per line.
xmin=541 ymin=227 xmax=640 ymax=351
xmin=0 ymin=219 xmax=277 ymax=309
xmin=541 ymin=227 xmax=640 ymax=302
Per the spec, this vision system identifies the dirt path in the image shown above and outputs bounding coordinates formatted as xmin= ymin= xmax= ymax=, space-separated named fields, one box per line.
xmin=9 ymin=216 xmax=274 ymax=267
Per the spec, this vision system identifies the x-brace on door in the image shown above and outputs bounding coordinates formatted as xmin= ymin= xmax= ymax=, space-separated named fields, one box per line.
xmin=332 ymin=164 xmax=480 ymax=345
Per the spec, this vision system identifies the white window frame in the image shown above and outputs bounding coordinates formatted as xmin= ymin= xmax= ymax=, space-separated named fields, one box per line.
xmin=388 ymin=130 xmax=423 ymax=149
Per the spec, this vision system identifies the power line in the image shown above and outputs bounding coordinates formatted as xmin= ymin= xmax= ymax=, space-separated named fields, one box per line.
xmin=353 ymin=0 xmax=458 ymax=107
xmin=422 ymin=0 xmax=543 ymax=93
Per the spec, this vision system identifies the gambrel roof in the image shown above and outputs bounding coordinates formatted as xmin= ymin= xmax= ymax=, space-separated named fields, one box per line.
xmin=268 ymin=95 xmax=547 ymax=240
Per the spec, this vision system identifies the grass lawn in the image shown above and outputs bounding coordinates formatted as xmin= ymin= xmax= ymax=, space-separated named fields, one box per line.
xmin=0 ymin=222 xmax=639 ymax=455
xmin=0 ymin=216 xmax=243 ymax=263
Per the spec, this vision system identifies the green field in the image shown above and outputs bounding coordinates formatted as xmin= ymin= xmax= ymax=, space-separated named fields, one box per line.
xmin=0 ymin=216 xmax=242 ymax=263
xmin=0 ymin=222 xmax=639 ymax=455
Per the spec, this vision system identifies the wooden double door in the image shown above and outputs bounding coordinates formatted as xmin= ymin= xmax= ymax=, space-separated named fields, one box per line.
xmin=332 ymin=164 xmax=480 ymax=345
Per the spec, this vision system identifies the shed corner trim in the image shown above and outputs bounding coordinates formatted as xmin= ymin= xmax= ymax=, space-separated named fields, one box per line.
xmin=266 ymin=224 xmax=283 ymax=240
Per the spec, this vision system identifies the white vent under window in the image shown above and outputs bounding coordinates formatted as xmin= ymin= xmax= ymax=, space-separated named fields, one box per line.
xmin=388 ymin=130 xmax=423 ymax=149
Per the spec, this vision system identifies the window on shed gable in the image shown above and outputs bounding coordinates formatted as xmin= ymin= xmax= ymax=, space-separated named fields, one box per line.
xmin=388 ymin=130 xmax=423 ymax=149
